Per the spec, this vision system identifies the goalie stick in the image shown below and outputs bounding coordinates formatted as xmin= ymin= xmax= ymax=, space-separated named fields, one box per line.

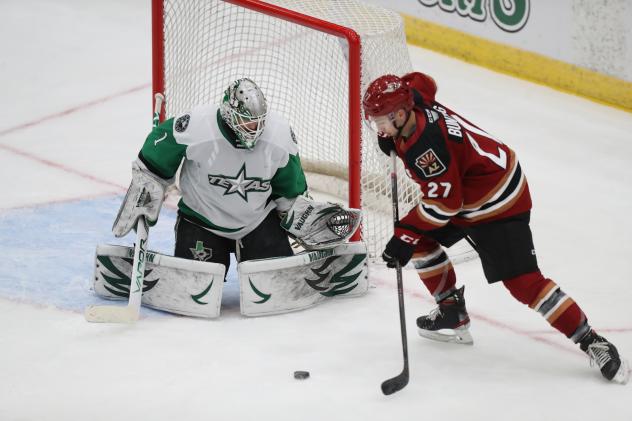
xmin=84 ymin=93 xmax=165 ymax=323
xmin=381 ymin=151 xmax=409 ymax=395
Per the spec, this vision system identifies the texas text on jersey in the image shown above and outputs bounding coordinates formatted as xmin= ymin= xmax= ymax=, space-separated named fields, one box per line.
xmin=394 ymin=73 xmax=532 ymax=232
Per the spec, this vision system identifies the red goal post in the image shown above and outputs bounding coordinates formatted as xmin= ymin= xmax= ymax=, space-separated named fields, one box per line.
xmin=151 ymin=0 xmax=415 ymax=258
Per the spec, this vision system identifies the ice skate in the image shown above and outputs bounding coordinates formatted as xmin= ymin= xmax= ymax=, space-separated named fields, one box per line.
xmin=579 ymin=330 xmax=630 ymax=384
xmin=416 ymin=286 xmax=473 ymax=345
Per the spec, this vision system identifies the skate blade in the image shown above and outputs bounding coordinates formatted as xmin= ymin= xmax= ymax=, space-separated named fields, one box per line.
xmin=612 ymin=358 xmax=631 ymax=385
xmin=418 ymin=326 xmax=474 ymax=345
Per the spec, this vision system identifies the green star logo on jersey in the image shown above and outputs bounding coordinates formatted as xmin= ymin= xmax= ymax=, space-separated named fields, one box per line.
xmin=208 ymin=163 xmax=271 ymax=201
xmin=189 ymin=241 xmax=212 ymax=262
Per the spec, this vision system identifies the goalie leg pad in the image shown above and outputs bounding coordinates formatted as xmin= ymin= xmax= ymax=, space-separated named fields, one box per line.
xmin=93 ymin=244 xmax=225 ymax=318
xmin=280 ymin=195 xmax=361 ymax=250
xmin=238 ymin=242 xmax=368 ymax=316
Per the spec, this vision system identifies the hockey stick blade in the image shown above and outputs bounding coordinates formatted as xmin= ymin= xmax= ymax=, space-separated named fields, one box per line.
xmin=84 ymin=304 xmax=140 ymax=323
xmin=381 ymin=368 xmax=409 ymax=395
xmin=84 ymin=96 xmax=162 ymax=325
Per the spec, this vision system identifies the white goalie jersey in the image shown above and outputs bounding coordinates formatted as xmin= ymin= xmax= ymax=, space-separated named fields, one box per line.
xmin=139 ymin=104 xmax=308 ymax=239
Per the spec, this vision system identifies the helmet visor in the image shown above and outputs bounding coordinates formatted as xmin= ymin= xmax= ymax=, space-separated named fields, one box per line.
xmin=366 ymin=112 xmax=397 ymax=138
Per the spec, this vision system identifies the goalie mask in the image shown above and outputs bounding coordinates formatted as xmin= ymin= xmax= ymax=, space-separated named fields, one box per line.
xmin=220 ymin=78 xmax=268 ymax=149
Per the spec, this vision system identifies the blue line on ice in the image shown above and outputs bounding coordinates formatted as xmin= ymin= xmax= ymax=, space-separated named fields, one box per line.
xmin=0 ymin=195 xmax=240 ymax=314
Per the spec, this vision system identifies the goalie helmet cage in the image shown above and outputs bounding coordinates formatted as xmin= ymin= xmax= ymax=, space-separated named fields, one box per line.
xmin=152 ymin=0 xmax=419 ymax=259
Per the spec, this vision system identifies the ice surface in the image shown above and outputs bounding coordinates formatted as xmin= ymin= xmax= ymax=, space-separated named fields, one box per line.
xmin=1 ymin=1 xmax=631 ymax=420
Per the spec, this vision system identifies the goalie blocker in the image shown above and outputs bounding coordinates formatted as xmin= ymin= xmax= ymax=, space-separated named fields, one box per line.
xmin=93 ymin=243 xmax=368 ymax=318
xmin=112 ymin=160 xmax=172 ymax=238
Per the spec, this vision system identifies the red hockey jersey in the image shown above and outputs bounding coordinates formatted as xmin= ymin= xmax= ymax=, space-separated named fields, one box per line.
xmin=395 ymin=72 xmax=532 ymax=232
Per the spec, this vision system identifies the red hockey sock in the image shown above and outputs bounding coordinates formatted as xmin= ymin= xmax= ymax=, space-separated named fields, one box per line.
xmin=503 ymin=272 xmax=590 ymax=341
xmin=411 ymin=240 xmax=456 ymax=301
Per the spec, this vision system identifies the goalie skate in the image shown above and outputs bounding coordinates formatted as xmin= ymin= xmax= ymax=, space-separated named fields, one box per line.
xmin=416 ymin=286 xmax=473 ymax=345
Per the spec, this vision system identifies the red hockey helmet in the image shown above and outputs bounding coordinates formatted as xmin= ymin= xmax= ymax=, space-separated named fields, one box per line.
xmin=362 ymin=74 xmax=414 ymax=118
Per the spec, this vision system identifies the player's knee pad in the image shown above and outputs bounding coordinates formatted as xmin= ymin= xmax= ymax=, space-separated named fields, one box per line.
xmin=503 ymin=273 xmax=574 ymax=321
xmin=502 ymin=272 xmax=549 ymax=305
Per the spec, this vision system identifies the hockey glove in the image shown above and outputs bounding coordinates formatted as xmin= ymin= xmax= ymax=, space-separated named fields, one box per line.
xmin=112 ymin=160 xmax=172 ymax=238
xmin=382 ymin=224 xmax=421 ymax=268
xmin=377 ymin=135 xmax=396 ymax=157
xmin=280 ymin=195 xmax=361 ymax=250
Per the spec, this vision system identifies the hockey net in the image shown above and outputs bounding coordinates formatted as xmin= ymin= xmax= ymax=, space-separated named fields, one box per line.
xmin=153 ymin=0 xmax=425 ymax=259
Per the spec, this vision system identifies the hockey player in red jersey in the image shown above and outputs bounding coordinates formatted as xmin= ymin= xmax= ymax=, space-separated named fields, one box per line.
xmin=363 ymin=72 xmax=629 ymax=384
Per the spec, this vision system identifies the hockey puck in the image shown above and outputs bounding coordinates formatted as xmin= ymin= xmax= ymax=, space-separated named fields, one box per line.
xmin=293 ymin=370 xmax=310 ymax=380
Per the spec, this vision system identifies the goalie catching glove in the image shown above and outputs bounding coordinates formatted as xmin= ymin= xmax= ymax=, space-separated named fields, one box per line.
xmin=280 ymin=195 xmax=361 ymax=250
xmin=112 ymin=160 xmax=172 ymax=238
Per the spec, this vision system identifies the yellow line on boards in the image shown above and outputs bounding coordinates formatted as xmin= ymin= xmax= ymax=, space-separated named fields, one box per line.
xmin=402 ymin=14 xmax=632 ymax=113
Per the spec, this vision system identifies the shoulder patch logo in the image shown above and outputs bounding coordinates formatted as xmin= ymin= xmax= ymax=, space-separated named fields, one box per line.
xmin=175 ymin=114 xmax=190 ymax=132
xmin=415 ymin=148 xmax=447 ymax=178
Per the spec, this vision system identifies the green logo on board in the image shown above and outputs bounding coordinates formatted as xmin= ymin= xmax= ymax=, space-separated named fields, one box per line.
xmin=418 ymin=0 xmax=530 ymax=33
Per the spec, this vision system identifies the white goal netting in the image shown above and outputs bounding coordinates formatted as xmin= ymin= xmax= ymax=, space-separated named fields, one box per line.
xmin=159 ymin=0 xmax=423 ymax=259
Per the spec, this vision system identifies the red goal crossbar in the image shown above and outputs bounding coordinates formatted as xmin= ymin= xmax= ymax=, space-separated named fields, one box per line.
xmin=151 ymin=0 xmax=363 ymax=219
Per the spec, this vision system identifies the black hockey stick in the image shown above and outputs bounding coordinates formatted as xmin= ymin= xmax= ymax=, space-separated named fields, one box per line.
xmin=381 ymin=150 xmax=409 ymax=395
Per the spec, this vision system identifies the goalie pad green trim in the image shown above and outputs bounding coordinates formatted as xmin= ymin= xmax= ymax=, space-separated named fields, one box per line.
xmin=238 ymin=242 xmax=368 ymax=317
xmin=93 ymin=245 xmax=225 ymax=318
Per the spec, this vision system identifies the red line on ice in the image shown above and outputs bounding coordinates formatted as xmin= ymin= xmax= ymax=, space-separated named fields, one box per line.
xmin=0 ymin=84 xmax=149 ymax=137
xmin=372 ymin=278 xmax=585 ymax=357
xmin=0 ymin=85 xmax=625 ymax=350
xmin=0 ymin=143 xmax=125 ymax=190
xmin=0 ymin=191 xmax=122 ymax=213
